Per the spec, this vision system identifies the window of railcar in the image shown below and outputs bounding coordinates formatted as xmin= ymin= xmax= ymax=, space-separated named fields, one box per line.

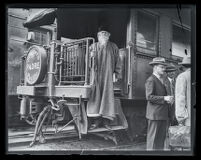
xmin=136 ymin=11 xmax=158 ymax=55
xmin=172 ymin=23 xmax=191 ymax=58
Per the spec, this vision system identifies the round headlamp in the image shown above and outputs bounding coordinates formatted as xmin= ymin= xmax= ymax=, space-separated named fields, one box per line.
xmin=25 ymin=45 xmax=47 ymax=85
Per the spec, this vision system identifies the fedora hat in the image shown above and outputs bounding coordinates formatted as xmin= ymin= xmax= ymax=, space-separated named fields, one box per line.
xmin=149 ymin=57 xmax=167 ymax=66
xmin=179 ymin=56 xmax=191 ymax=66
xmin=165 ymin=63 xmax=177 ymax=72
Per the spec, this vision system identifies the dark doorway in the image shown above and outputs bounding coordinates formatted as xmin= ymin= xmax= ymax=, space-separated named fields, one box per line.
xmin=56 ymin=8 xmax=129 ymax=48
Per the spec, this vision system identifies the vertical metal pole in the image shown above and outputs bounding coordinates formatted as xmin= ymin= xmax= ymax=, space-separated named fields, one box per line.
xmin=77 ymin=47 xmax=79 ymax=75
xmin=128 ymin=45 xmax=132 ymax=99
xmin=85 ymin=39 xmax=89 ymax=85
xmin=48 ymin=41 xmax=56 ymax=97
xmin=64 ymin=46 xmax=67 ymax=80
xmin=127 ymin=45 xmax=131 ymax=92
xmin=59 ymin=44 xmax=64 ymax=84
xmin=127 ymin=42 xmax=133 ymax=99
xmin=47 ymin=17 xmax=57 ymax=95
xmin=77 ymin=47 xmax=80 ymax=75
xmin=66 ymin=47 xmax=69 ymax=76
xmin=77 ymin=95 xmax=82 ymax=139
xmin=81 ymin=46 xmax=83 ymax=75
xmin=20 ymin=55 xmax=25 ymax=85
xmin=24 ymin=51 xmax=28 ymax=86
xmin=71 ymin=48 xmax=73 ymax=76
xmin=70 ymin=48 xmax=72 ymax=76
xmin=75 ymin=47 xmax=77 ymax=76
xmin=73 ymin=47 xmax=75 ymax=76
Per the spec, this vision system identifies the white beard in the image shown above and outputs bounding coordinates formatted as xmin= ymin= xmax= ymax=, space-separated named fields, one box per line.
xmin=99 ymin=41 xmax=107 ymax=46
xmin=99 ymin=39 xmax=108 ymax=45
xmin=98 ymin=36 xmax=109 ymax=45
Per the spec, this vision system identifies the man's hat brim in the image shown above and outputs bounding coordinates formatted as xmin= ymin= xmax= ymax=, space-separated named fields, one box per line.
xmin=149 ymin=62 xmax=167 ymax=66
xmin=180 ymin=64 xmax=191 ymax=67
xmin=178 ymin=56 xmax=191 ymax=66
xmin=178 ymin=62 xmax=191 ymax=65
xmin=165 ymin=65 xmax=177 ymax=72
xmin=165 ymin=68 xmax=177 ymax=72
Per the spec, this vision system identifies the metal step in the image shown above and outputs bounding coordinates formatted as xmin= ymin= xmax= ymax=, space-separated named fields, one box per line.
xmin=88 ymin=126 xmax=126 ymax=133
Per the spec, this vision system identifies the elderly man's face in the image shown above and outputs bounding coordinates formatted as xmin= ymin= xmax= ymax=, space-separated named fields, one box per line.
xmin=154 ymin=64 xmax=166 ymax=76
xmin=97 ymin=31 xmax=110 ymax=44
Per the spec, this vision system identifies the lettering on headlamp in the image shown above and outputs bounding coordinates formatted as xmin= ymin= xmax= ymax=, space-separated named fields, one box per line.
xmin=25 ymin=48 xmax=41 ymax=84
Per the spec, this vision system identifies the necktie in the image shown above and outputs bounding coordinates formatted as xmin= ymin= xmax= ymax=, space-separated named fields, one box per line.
xmin=159 ymin=77 xmax=164 ymax=85
xmin=171 ymin=79 xmax=175 ymax=95
xmin=170 ymin=81 xmax=173 ymax=95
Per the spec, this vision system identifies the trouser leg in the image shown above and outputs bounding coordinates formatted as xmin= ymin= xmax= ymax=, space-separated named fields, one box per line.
xmin=146 ymin=120 xmax=168 ymax=150
xmin=154 ymin=120 xmax=168 ymax=150
xmin=146 ymin=119 xmax=156 ymax=150
xmin=164 ymin=119 xmax=170 ymax=150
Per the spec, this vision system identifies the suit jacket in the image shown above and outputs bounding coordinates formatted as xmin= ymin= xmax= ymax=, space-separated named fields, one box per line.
xmin=163 ymin=76 xmax=172 ymax=96
xmin=145 ymin=74 xmax=169 ymax=120
xmin=164 ymin=76 xmax=178 ymax=124
xmin=167 ymin=77 xmax=176 ymax=96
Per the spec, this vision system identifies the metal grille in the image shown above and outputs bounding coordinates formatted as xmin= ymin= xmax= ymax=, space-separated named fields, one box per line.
xmin=59 ymin=38 xmax=94 ymax=85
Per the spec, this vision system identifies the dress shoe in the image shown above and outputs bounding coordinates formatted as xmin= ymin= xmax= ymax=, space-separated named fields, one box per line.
xmin=89 ymin=123 xmax=99 ymax=130
xmin=104 ymin=124 xmax=112 ymax=130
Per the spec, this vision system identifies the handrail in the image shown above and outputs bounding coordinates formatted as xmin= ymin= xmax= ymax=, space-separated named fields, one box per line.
xmin=127 ymin=41 xmax=134 ymax=98
xmin=53 ymin=37 xmax=95 ymax=86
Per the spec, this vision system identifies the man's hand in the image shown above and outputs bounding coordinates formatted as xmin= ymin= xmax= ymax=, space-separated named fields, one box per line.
xmin=177 ymin=116 xmax=186 ymax=125
xmin=164 ymin=96 xmax=174 ymax=104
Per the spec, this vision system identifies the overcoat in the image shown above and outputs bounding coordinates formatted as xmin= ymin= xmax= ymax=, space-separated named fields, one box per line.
xmin=87 ymin=41 xmax=123 ymax=121
xmin=175 ymin=68 xmax=191 ymax=126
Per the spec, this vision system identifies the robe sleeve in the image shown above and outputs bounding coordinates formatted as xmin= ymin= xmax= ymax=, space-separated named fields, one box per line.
xmin=113 ymin=43 xmax=122 ymax=80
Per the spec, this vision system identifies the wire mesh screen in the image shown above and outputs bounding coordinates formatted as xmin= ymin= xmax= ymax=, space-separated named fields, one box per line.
xmin=63 ymin=44 xmax=85 ymax=82
xmin=59 ymin=38 xmax=94 ymax=85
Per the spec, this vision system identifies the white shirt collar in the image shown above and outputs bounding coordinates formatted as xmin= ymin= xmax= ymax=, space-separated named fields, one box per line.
xmin=153 ymin=72 xmax=161 ymax=80
xmin=168 ymin=77 xmax=172 ymax=82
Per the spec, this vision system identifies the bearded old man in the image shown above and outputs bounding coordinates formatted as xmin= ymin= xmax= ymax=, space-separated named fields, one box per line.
xmin=164 ymin=63 xmax=178 ymax=126
xmin=87 ymin=26 xmax=127 ymax=130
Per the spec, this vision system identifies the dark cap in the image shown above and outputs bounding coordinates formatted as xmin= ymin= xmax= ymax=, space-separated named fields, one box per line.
xmin=165 ymin=63 xmax=177 ymax=72
xmin=98 ymin=25 xmax=110 ymax=33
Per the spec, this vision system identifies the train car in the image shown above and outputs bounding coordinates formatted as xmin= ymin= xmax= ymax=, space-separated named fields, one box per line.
xmin=7 ymin=8 xmax=56 ymax=127
xmin=7 ymin=8 xmax=29 ymax=127
xmin=10 ymin=6 xmax=193 ymax=146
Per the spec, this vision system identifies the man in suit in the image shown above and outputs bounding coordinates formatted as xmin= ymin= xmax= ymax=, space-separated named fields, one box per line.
xmin=175 ymin=56 xmax=191 ymax=127
xmin=165 ymin=63 xmax=178 ymax=126
xmin=145 ymin=57 xmax=174 ymax=150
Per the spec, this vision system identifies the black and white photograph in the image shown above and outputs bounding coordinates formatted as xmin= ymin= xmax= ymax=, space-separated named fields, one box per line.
xmin=6 ymin=4 xmax=196 ymax=155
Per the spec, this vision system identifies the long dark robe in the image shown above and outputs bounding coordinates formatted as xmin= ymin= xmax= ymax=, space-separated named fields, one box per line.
xmin=87 ymin=41 xmax=122 ymax=121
